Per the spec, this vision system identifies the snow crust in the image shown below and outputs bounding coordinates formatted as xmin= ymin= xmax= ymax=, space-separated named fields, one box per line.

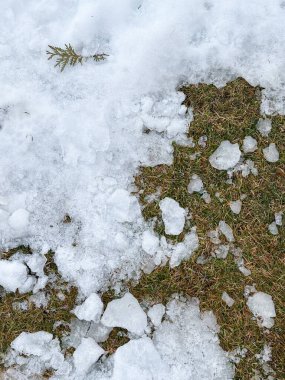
xmin=159 ymin=197 xmax=186 ymax=235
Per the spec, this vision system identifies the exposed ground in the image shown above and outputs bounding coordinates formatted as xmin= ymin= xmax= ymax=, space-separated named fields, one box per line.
xmin=0 ymin=78 xmax=284 ymax=379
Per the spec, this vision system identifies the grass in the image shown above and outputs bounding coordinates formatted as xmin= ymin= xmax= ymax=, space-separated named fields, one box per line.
xmin=132 ymin=78 xmax=285 ymax=379
xmin=0 ymin=248 xmax=77 ymax=357
xmin=0 ymin=78 xmax=284 ymax=379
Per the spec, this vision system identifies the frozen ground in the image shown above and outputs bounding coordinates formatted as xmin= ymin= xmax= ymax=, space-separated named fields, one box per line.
xmin=0 ymin=0 xmax=284 ymax=378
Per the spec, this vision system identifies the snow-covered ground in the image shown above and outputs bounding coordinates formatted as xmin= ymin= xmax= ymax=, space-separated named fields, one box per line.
xmin=0 ymin=0 xmax=284 ymax=378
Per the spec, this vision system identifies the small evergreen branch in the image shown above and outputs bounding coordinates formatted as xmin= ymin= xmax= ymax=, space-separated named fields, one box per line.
xmin=46 ymin=44 xmax=108 ymax=72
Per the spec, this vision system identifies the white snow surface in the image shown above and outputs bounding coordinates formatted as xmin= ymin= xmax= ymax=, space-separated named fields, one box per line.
xmin=101 ymin=292 xmax=147 ymax=336
xmin=209 ymin=141 xmax=241 ymax=170
xmin=159 ymin=197 xmax=186 ymax=235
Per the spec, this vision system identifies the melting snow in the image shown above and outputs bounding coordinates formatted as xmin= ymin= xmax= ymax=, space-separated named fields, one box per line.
xmin=246 ymin=291 xmax=276 ymax=329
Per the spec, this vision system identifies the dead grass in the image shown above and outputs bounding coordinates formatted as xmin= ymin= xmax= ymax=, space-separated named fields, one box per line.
xmin=0 ymin=248 xmax=77 ymax=356
xmin=132 ymin=78 xmax=285 ymax=379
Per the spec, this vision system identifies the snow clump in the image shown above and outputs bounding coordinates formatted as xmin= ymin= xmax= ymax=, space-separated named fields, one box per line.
xmin=159 ymin=197 xmax=186 ymax=235
xmin=209 ymin=141 xmax=241 ymax=170
xmin=247 ymin=291 xmax=276 ymax=329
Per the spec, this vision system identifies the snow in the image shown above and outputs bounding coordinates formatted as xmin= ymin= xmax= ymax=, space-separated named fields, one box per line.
xmin=257 ymin=118 xmax=272 ymax=136
xmin=111 ymin=337 xmax=169 ymax=380
xmin=229 ymin=200 xmax=242 ymax=214
xmin=0 ymin=260 xmax=28 ymax=293
xmin=275 ymin=211 xmax=283 ymax=226
xmin=222 ymin=292 xmax=235 ymax=307
xmin=219 ymin=221 xmax=235 ymax=242
xmin=268 ymin=221 xmax=278 ymax=235
xmin=1 ymin=0 xmax=285 ymax=377
xmin=263 ymin=143 xmax=279 ymax=163
xmin=8 ymin=208 xmax=29 ymax=231
xmin=7 ymin=331 xmax=69 ymax=377
xmin=187 ymin=174 xmax=204 ymax=194
xmin=152 ymin=297 xmax=234 ymax=379
xmin=247 ymin=292 xmax=276 ymax=329
xmin=242 ymin=136 xmax=258 ymax=153
xmin=209 ymin=141 xmax=241 ymax=170
xmin=147 ymin=304 xmax=165 ymax=327
xmin=73 ymin=293 xmax=104 ymax=323
xmin=73 ymin=338 xmax=104 ymax=375
xmin=159 ymin=197 xmax=186 ymax=235
xmin=142 ymin=230 xmax=160 ymax=256
xmin=101 ymin=293 xmax=147 ymax=336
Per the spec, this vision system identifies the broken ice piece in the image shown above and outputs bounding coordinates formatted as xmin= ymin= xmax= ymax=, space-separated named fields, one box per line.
xmin=242 ymin=136 xmax=258 ymax=153
xmin=275 ymin=211 xmax=283 ymax=226
xmin=73 ymin=337 xmax=104 ymax=375
xmin=187 ymin=174 xmax=203 ymax=194
xmin=159 ymin=197 xmax=185 ymax=235
xmin=101 ymin=293 xmax=147 ymax=336
xmin=72 ymin=293 xmax=103 ymax=323
xmin=222 ymin=292 xmax=235 ymax=307
xmin=213 ymin=244 xmax=230 ymax=259
xmin=246 ymin=291 xmax=276 ymax=329
xmin=257 ymin=118 xmax=272 ymax=137
xmin=147 ymin=304 xmax=165 ymax=327
xmin=218 ymin=221 xmax=235 ymax=242
xmin=209 ymin=141 xmax=241 ymax=170
xmin=263 ymin=143 xmax=279 ymax=163
xmin=229 ymin=200 xmax=242 ymax=214
xmin=268 ymin=222 xmax=278 ymax=235
xmin=198 ymin=135 xmax=207 ymax=147
xmin=142 ymin=230 xmax=159 ymax=256
xmin=201 ymin=191 xmax=211 ymax=204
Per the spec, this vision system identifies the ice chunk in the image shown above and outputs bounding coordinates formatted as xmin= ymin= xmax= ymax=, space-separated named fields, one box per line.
xmin=213 ymin=244 xmax=230 ymax=259
xmin=222 ymin=292 xmax=235 ymax=307
xmin=169 ymin=229 xmax=199 ymax=267
xmin=148 ymin=304 xmax=165 ymax=327
xmin=0 ymin=260 xmax=28 ymax=292
xmin=142 ymin=230 xmax=159 ymax=256
xmin=268 ymin=222 xmax=278 ymax=235
xmin=257 ymin=118 xmax=272 ymax=137
xmin=111 ymin=337 xmax=168 ymax=380
xmin=275 ymin=211 xmax=283 ymax=226
xmin=101 ymin=293 xmax=147 ymax=336
xmin=11 ymin=331 xmax=53 ymax=356
xmin=209 ymin=141 xmax=241 ymax=170
xmin=263 ymin=143 xmax=279 ymax=163
xmin=242 ymin=136 xmax=257 ymax=153
xmin=73 ymin=293 xmax=103 ymax=323
xmin=187 ymin=174 xmax=203 ymax=193
xmin=8 ymin=208 xmax=29 ymax=231
xmin=218 ymin=221 xmax=235 ymax=242
xmin=159 ymin=197 xmax=185 ymax=235
xmin=73 ymin=337 xmax=104 ymax=375
xmin=247 ymin=292 xmax=276 ymax=328
xmin=229 ymin=200 xmax=242 ymax=214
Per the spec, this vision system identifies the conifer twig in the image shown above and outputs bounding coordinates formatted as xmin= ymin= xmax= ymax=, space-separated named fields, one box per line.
xmin=46 ymin=44 xmax=108 ymax=72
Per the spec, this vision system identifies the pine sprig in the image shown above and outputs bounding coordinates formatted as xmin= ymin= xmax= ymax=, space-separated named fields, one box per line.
xmin=46 ymin=44 xmax=108 ymax=72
